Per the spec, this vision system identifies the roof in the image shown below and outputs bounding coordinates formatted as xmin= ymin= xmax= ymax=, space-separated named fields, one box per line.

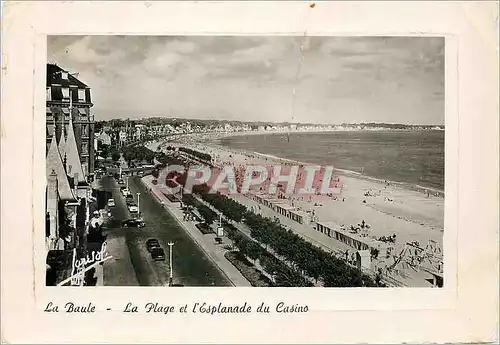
xmin=58 ymin=132 xmax=66 ymax=156
xmin=316 ymin=220 xmax=388 ymax=250
xmin=46 ymin=132 xmax=76 ymax=201
xmin=47 ymin=63 xmax=89 ymax=88
xmin=274 ymin=203 xmax=296 ymax=210
xmin=289 ymin=209 xmax=310 ymax=217
xmin=316 ymin=221 xmax=340 ymax=229
xmin=64 ymin=114 xmax=85 ymax=183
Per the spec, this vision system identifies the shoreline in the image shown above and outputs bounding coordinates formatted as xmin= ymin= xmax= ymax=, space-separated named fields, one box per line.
xmin=171 ymin=131 xmax=444 ymax=197
xmin=247 ymin=150 xmax=445 ymax=197
xmin=217 ymin=132 xmax=444 ymax=196
xmin=150 ymin=132 xmax=445 ymax=196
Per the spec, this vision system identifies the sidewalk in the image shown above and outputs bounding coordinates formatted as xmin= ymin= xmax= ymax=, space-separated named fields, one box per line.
xmin=102 ymin=232 xmax=140 ymax=286
xmin=95 ymin=263 xmax=104 ymax=286
xmin=193 ymin=195 xmax=321 ymax=286
xmin=141 ymin=177 xmax=252 ymax=287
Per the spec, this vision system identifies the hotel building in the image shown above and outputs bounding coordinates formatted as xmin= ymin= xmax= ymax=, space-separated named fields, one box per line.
xmin=45 ymin=64 xmax=98 ymax=286
xmin=46 ymin=63 xmax=95 ymax=181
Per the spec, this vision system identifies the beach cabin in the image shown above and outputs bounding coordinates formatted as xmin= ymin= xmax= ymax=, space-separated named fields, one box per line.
xmin=289 ymin=209 xmax=311 ymax=225
xmin=356 ymin=250 xmax=371 ymax=270
xmin=263 ymin=198 xmax=281 ymax=209
xmin=315 ymin=221 xmax=337 ymax=237
xmin=315 ymin=221 xmax=387 ymax=253
xmin=274 ymin=203 xmax=296 ymax=217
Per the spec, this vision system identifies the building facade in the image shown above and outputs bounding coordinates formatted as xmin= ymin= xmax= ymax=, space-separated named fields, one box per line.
xmin=45 ymin=64 xmax=98 ymax=286
xmin=46 ymin=63 xmax=95 ymax=181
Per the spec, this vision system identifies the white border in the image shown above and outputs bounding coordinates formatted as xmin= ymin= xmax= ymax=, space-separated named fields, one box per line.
xmin=2 ymin=1 xmax=498 ymax=343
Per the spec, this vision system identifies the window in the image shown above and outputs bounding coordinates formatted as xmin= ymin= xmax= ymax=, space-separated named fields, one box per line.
xmin=61 ymin=87 xmax=70 ymax=101
xmin=61 ymin=71 xmax=68 ymax=80
xmin=46 ymin=87 xmax=52 ymax=101
xmin=81 ymin=125 xmax=88 ymax=137
xmin=46 ymin=213 xmax=51 ymax=237
xmin=47 ymin=124 xmax=55 ymax=136
xmin=81 ymin=143 xmax=88 ymax=154
xmin=46 ymin=107 xmax=53 ymax=122
xmin=78 ymin=89 xmax=85 ymax=102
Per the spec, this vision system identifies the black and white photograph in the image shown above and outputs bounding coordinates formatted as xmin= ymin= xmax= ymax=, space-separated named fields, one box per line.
xmin=2 ymin=1 xmax=499 ymax=344
xmin=45 ymin=35 xmax=445 ymax=288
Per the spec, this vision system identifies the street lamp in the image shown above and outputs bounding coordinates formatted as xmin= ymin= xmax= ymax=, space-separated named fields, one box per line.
xmin=167 ymin=242 xmax=174 ymax=286
xmin=136 ymin=192 xmax=141 ymax=215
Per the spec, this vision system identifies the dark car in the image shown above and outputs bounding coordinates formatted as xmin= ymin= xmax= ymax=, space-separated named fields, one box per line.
xmin=122 ymin=218 xmax=145 ymax=228
xmin=151 ymin=248 xmax=165 ymax=261
xmin=146 ymin=239 xmax=160 ymax=252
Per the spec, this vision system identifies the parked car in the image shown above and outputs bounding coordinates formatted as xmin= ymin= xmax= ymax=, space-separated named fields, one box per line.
xmin=128 ymin=203 xmax=139 ymax=213
xmin=122 ymin=218 xmax=145 ymax=228
xmin=107 ymin=199 xmax=115 ymax=207
xmin=146 ymin=238 xmax=159 ymax=247
xmin=151 ymin=248 xmax=165 ymax=261
xmin=118 ymin=179 xmax=125 ymax=185
xmin=146 ymin=239 xmax=161 ymax=252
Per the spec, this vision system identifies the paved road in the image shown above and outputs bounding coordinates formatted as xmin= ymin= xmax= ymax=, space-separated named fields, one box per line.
xmin=100 ymin=176 xmax=231 ymax=287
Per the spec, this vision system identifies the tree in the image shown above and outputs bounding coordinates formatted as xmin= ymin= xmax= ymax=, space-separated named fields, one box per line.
xmin=99 ymin=143 xmax=110 ymax=159
xmin=246 ymin=241 xmax=263 ymax=265
xmin=111 ymin=150 xmax=120 ymax=162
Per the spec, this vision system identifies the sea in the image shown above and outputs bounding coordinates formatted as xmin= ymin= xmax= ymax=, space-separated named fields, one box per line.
xmin=219 ymin=130 xmax=445 ymax=191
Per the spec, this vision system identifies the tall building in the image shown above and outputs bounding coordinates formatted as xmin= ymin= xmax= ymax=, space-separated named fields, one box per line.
xmin=46 ymin=63 xmax=95 ymax=181
xmin=45 ymin=64 xmax=98 ymax=286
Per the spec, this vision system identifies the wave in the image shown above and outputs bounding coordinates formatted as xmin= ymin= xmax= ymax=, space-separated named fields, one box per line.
xmin=252 ymin=151 xmax=444 ymax=196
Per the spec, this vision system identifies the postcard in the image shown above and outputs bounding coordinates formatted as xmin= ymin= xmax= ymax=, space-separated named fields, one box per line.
xmin=1 ymin=1 xmax=498 ymax=343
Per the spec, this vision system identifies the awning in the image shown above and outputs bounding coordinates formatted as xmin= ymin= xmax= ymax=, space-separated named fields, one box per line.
xmin=78 ymin=108 xmax=87 ymax=115
xmin=62 ymin=108 xmax=70 ymax=114
xmin=46 ymin=107 xmax=52 ymax=114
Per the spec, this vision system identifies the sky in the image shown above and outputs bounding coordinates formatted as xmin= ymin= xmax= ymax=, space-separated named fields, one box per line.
xmin=48 ymin=36 xmax=444 ymax=125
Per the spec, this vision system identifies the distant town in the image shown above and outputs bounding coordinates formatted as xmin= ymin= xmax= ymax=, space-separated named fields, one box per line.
xmin=96 ymin=118 xmax=444 ymax=148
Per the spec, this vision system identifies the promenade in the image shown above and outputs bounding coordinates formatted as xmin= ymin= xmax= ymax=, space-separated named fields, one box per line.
xmin=141 ymin=175 xmax=252 ymax=287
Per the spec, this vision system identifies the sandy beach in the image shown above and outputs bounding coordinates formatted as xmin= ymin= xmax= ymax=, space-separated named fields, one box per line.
xmin=150 ymin=132 xmax=444 ymax=246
